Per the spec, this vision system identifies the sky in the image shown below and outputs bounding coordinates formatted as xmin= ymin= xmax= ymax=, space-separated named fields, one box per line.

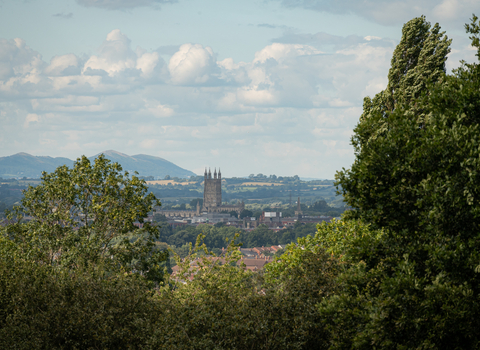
xmin=0 ymin=0 xmax=479 ymax=178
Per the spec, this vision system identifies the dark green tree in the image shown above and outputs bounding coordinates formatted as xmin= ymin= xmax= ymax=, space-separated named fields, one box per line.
xmin=190 ymin=198 xmax=203 ymax=207
xmin=329 ymin=16 xmax=480 ymax=348
xmin=310 ymin=199 xmax=330 ymax=212
xmin=337 ymin=16 xmax=451 ymax=232
xmin=239 ymin=209 xmax=253 ymax=218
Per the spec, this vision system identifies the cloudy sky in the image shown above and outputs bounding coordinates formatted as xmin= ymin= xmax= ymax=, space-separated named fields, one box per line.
xmin=0 ymin=0 xmax=479 ymax=178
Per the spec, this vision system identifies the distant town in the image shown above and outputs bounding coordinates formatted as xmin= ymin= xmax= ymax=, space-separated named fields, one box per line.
xmin=148 ymin=167 xmax=341 ymax=231
xmin=0 ymin=155 xmax=347 ymax=270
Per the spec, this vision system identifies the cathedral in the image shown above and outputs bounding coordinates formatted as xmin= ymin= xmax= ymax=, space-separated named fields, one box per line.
xmin=202 ymin=168 xmax=244 ymax=214
xmin=202 ymin=168 xmax=222 ymax=211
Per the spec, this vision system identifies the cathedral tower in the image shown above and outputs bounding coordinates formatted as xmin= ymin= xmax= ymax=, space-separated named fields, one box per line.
xmin=203 ymin=167 xmax=222 ymax=211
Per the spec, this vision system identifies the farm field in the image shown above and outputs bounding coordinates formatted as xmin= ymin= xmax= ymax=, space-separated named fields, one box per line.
xmin=147 ymin=180 xmax=197 ymax=186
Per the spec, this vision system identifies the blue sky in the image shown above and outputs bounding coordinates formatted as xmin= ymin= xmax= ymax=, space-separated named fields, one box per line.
xmin=0 ymin=0 xmax=479 ymax=178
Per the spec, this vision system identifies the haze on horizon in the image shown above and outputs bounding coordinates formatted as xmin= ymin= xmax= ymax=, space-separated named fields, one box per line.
xmin=0 ymin=0 xmax=479 ymax=178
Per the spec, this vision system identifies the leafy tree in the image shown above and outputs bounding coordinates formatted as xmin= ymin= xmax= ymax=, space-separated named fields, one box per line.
xmin=0 ymin=255 xmax=159 ymax=349
xmin=167 ymin=228 xmax=198 ymax=247
xmin=273 ymin=247 xmax=285 ymax=258
xmin=3 ymin=155 xmax=167 ymax=284
xmin=153 ymin=212 xmax=168 ymax=222
xmin=150 ymin=235 xmax=334 ymax=349
xmin=337 ymin=15 xmax=452 ymax=231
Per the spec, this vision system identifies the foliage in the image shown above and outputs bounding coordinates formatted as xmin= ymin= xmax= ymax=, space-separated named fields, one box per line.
xmin=337 ymin=16 xmax=452 ymax=230
xmin=265 ymin=219 xmax=382 ymax=282
xmin=148 ymin=235 xmax=334 ymax=349
xmin=330 ymin=15 xmax=480 ymax=348
xmin=164 ymin=222 xmax=319 ymax=257
xmin=3 ymin=154 xmax=167 ymax=284
xmin=0 ymin=246 xmax=158 ymax=349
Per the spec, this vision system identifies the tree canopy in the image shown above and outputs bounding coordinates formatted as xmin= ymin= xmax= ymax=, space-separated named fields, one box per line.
xmin=3 ymin=154 xmax=167 ymax=283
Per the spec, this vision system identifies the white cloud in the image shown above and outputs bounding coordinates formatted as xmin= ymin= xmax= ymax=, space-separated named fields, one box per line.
xmin=144 ymin=101 xmax=175 ymax=118
xmin=140 ymin=139 xmax=159 ymax=149
xmin=363 ymin=76 xmax=388 ymax=97
xmin=168 ymin=43 xmax=217 ymax=85
xmin=44 ymin=54 xmax=80 ymax=76
xmin=83 ymin=29 xmax=136 ymax=76
xmin=0 ymin=38 xmax=45 ymax=82
xmin=237 ymin=88 xmax=278 ymax=106
xmin=136 ymin=52 xmax=160 ymax=78
xmin=253 ymin=43 xmax=321 ymax=63
xmin=24 ymin=113 xmax=40 ymax=128
xmin=0 ymin=24 xmax=474 ymax=178
xmin=433 ymin=0 xmax=478 ymax=22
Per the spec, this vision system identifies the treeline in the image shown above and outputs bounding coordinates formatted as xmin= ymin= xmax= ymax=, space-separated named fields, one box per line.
xmin=157 ymin=221 xmax=318 ymax=257
xmin=252 ymin=199 xmax=346 ymax=217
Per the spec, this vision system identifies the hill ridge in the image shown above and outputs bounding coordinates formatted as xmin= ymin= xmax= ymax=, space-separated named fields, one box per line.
xmin=0 ymin=151 xmax=196 ymax=179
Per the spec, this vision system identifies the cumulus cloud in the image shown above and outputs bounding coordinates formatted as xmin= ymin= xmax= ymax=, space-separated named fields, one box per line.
xmin=274 ymin=0 xmax=480 ymax=26
xmin=136 ymin=52 xmax=160 ymax=78
xmin=44 ymin=54 xmax=81 ymax=76
xmin=83 ymin=29 xmax=137 ymax=76
xmin=168 ymin=43 xmax=217 ymax=85
xmin=0 ymin=38 xmax=45 ymax=81
xmin=76 ymin=0 xmax=177 ymax=10
xmin=1 ymin=25 xmax=472 ymax=178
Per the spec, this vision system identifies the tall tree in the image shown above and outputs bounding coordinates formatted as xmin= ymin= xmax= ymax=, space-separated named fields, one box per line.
xmin=337 ymin=16 xmax=451 ymax=232
xmin=328 ymin=16 xmax=480 ymax=348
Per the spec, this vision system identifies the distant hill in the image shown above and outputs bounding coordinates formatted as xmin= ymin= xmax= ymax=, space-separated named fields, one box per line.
xmin=0 ymin=153 xmax=74 ymax=178
xmin=0 ymin=151 xmax=196 ymax=179
xmin=89 ymin=150 xmax=196 ymax=179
